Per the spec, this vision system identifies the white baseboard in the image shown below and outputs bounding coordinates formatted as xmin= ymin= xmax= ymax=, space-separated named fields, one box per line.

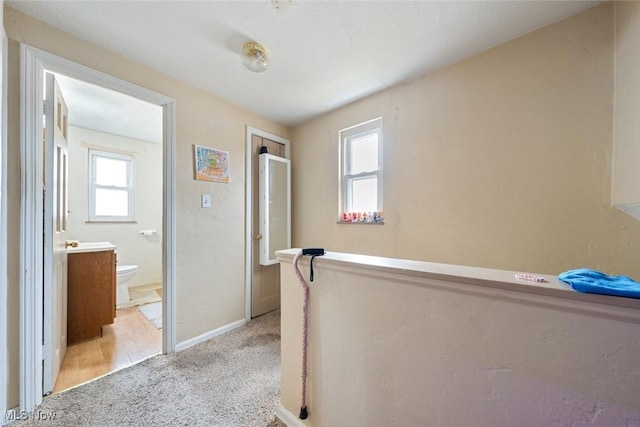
xmin=276 ymin=404 xmax=308 ymax=427
xmin=175 ymin=319 xmax=246 ymax=351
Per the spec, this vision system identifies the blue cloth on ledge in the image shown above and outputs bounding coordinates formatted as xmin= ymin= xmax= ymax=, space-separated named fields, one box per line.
xmin=558 ymin=269 xmax=640 ymax=299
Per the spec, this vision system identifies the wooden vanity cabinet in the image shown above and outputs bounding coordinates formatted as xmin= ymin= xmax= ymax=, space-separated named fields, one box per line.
xmin=67 ymin=249 xmax=116 ymax=344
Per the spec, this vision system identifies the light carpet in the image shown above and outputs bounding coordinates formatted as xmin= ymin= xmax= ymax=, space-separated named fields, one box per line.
xmin=138 ymin=301 xmax=162 ymax=329
xmin=10 ymin=310 xmax=285 ymax=427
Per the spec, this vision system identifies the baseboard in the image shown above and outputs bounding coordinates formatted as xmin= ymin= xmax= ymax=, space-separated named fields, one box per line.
xmin=175 ymin=319 xmax=246 ymax=351
xmin=276 ymin=404 xmax=308 ymax=427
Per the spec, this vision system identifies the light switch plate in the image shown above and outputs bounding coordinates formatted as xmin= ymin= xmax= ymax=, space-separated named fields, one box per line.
xmin=201 ymin=194 xmax=211 ymax=208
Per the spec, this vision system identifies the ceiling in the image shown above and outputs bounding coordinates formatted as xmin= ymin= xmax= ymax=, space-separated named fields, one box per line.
xmin=9 ymin=1 xmax=600 ymax=129
xmin=54 ymin=73 xmax=163 ymax=144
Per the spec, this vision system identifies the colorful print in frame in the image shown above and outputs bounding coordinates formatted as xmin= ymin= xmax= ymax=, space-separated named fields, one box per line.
xmin=194 ymin=145 xmax=230 ymax=183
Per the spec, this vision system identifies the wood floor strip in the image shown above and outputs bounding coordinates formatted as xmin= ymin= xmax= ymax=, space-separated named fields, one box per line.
xmin=54 ymin=305 xmax=162 ymax=393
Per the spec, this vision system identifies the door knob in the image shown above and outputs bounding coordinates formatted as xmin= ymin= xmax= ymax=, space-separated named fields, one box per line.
xmin=65 ymin=240 xmax=79 ymax=248
xmin=255 ymin=234 xmax=262 ymax=240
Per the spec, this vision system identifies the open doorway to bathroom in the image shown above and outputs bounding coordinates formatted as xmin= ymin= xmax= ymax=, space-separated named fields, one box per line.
xmin=48 ymin=72 xmax=163 ymax=393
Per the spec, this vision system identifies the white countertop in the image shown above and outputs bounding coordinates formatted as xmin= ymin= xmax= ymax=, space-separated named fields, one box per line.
xmin=67 ymin=241 xmax=116 ymax=253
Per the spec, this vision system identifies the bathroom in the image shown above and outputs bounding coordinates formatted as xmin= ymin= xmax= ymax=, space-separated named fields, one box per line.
xmin=52 ymin=72 xmax=164 ymax=392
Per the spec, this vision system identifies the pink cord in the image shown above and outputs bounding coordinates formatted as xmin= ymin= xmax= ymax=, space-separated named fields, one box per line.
xmin=293 ymin=252 xmax=310 ymax=418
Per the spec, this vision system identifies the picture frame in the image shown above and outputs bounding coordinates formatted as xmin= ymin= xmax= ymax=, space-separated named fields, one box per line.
xmin=193 ymin=145 xmax=230 ymax=183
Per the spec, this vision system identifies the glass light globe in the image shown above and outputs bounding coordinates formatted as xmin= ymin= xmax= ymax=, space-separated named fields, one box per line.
xmin=241 ymin=42 xmax=269 ymax=73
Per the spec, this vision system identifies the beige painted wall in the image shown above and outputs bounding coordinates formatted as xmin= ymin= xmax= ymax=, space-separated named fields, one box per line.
xmin=66 ymin=126 xmax=163 ymax=288
xmin=612 ymin=2 xmax=640 ymax=208
xmin=292 ymin=3 xmax=640 ymax=279
xmin=4 ymin=6 xmax=289 ymax=407
xmin=6 ymin=26 xmax=19 ymax=410
xmin=279 ymin=252 xmax=640 ymax=426
xmin=0 ymin=0 xmax=7 ymax=414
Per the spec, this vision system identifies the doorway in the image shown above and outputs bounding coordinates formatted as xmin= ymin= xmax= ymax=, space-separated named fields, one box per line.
xmin=19 ymin=45 xmax=176 ymax=413
xmin=46 ymin=72 xmax=164 ymax=393
xmin=244 ymin=127 xmax=290 ymax=320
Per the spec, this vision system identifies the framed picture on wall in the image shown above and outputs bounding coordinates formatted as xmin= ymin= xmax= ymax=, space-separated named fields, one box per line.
xmin=193 ymin=145 xmax=230 ymax=183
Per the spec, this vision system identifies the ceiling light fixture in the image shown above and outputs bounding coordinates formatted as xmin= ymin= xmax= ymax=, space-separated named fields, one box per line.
xmin=241 ymin=41 xmax=269 ymax=73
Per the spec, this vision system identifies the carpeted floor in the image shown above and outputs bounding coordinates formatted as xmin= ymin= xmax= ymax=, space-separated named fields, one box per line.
xmin=9 ymin=310 xmax=285 ymax=427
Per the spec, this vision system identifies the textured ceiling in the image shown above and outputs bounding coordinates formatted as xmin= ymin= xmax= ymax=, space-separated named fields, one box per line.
xmin=9 ymin=1 xmax=600 ymax=128
xmin=54 ymin=73 xmax=163 ymax=144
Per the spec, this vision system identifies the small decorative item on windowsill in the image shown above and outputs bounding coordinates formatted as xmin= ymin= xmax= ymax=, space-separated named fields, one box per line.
xmin=338 ymin=211 xmax=384 ymax=224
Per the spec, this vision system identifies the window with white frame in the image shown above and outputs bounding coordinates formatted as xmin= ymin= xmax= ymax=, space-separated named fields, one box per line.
xmin=88 ymin=150 xmax=134 ymax=222
xmin=340 ymin=118 xmax=383 ymax=221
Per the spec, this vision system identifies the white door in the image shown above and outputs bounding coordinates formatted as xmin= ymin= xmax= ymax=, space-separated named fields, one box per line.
xmin=251 ymin=135 xmax=286 ymax=317
xmin=43 ymin=73 xmax=69 ymax=394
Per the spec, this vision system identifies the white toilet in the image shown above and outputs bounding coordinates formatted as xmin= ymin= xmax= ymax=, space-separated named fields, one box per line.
xmin=116 ymin=264 xmax=138 ymax=309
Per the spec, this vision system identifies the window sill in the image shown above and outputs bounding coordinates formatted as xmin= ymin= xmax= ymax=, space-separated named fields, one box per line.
xmin=86 ymin=220 xmax=138 ymax=224
xmin=337 ymin=221 xmax=384 ymax=225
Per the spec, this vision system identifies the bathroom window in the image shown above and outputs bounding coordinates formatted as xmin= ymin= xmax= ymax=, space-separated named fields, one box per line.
xmin=88 ymin=150 xmax=135 ymax=222
xmin=339 ymin=118 xmax=383 ymax=222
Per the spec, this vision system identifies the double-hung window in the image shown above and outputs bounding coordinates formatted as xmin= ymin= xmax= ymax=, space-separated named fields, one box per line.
xmin=340 ymin=118 xmax=383 ymax=217
xmin=88 ymin=149 xmax=134 ymax=222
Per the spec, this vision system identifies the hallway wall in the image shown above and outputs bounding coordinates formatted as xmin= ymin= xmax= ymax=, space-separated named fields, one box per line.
xmin=0 ymin=0 xmax=8 ymax=415
xmin=291 ymin=3 xmax=640 ymax=279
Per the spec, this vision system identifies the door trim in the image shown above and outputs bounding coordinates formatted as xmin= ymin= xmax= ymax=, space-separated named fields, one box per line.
xmin=19 ymin=44 xmax=177 ymax=412
xmin=244 ymin=126 xmax=290 ymax=321
xmin=20 ymin=44 xmax=44 ymax=414
xmin=0 ymin=27 xmax=9 ymax=421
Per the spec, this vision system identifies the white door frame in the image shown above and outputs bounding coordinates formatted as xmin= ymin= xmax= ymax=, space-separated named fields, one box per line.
xmin=0 ymin=26 xmax=9 ymax=421
xmin=244 ymin=126 xmax=290 ymax=321
xmin=19 ymin=44 xmax=177 ymax=413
